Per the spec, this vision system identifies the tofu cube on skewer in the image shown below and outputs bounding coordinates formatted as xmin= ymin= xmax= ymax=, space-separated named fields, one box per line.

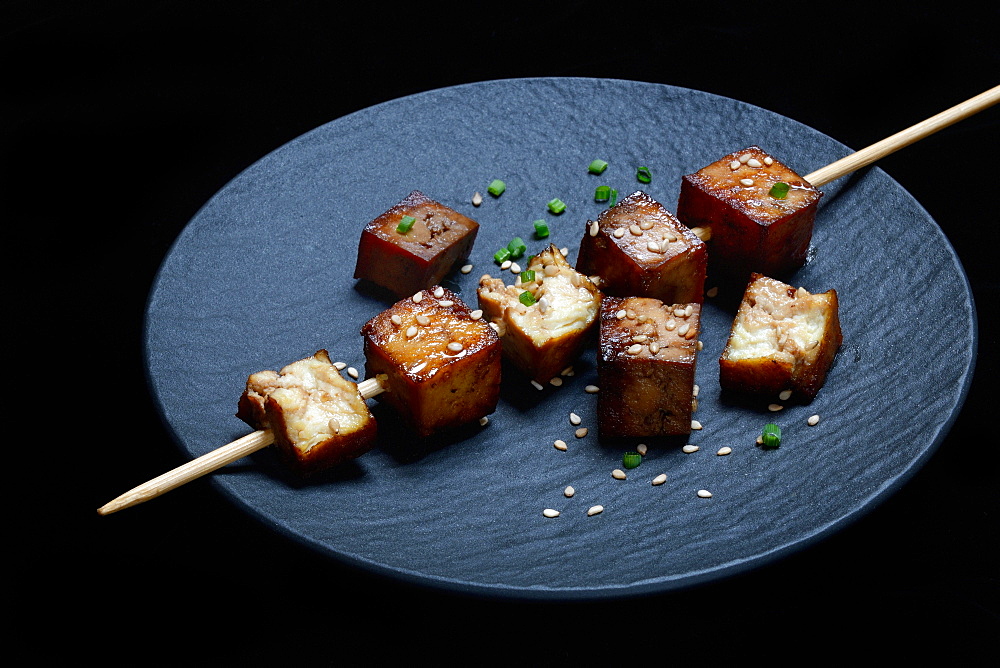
xmin=597 ymin=297 xmax=701 ymax=438
xmin=576 ymin=191 xmax=707 ymax=305
xmin=361 ymin=286 xmax=502 ymax=437
xmin=477 ymin=244 xmax=601 ymax=383
xmin=719 ymin=273 xmax=842 ymax=400
xmin=676 ymin=145 xmax=822 ymax=280
xmin=354 ymin=190 xmax=480 ymax=299
xmin=236 ymin=349 xmax=379 ymax=475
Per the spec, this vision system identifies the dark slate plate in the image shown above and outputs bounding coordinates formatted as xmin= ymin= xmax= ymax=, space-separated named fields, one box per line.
xmin=144 ymin=78 xmax=976 ymax=600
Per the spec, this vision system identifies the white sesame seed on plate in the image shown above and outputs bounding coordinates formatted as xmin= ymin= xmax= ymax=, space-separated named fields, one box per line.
xmin=461 ymin=264 xmax=473 ymax=274
xmin=637 ymin=443 xmax=647 ymax=456
xmin=569 ymin=412 xmax=582 ymax=425
xmin=779 ymin=389 xmax=792 ymax=401
xmin=682 ymin=444 xmax=699 ymax=453
xmin=808 ymin=414 xmax=821 ymax=426
xmin=697 ymin=489 xmax=713 ymax=498
xmin=716 ymin=446 xmax=732 ymax=456
xmin=334 ymin=361 xmax=347 ymax=370
xmin=479 ymin=416 xmax=489 ymax=426
xmin=612 ymin=469 xmax=626 ymax=480
xmin=543 ymin=508 xmax=560 ymax=518
xmin=768 ymin=403 xmax=784 ymax=412
xmin=652 ymin=473 xmax=667 ymax=486
xmin=691 ymin=420 xmax=703 ymax=430
xmin=472 ymin=192 xmax=483 ymax=206
xmin=554 ymin=439 xmax=568 ymax=451
xmin=585 ymin=384 xmax=599 ymax=394
xmin=510 ymin=262 xmax=521 ymax=274
xmin=575 ymin=427 xmax=589 ymax=438
xmin=501 ymin=260 xmax=512 ymax=270
xmin=549 ymin=376 xmax=563 ymax=387
xmin=564 ymin=486 xmax=575 ymax=498
xmin=531 ymin=380 xmax=544 ymax=390
xmin=587 ymin=505 xmax=604 ymax=516
xmin=347 ymin=367 xmax=359 ymax=379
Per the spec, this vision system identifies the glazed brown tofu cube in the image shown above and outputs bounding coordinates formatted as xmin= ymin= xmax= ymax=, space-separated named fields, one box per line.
xmin=477 ymin=244 xmax=601 ymax=383
xmin=236 ymin=350 xmax=378 ymax=475
xmin=719 ymin=273 xmax=842 ymax=400
xmin=354 ymin=190 xmax=479 ymax=299
xmin=677 ymin=145 xmax=822 ymax=279
xmin=597 ymin=296 xmax=701 ymax=438
xmin=577 ymin=191 xmax=706 ymax=304
xmin=360 ymin=286 xmax=501 ymax=437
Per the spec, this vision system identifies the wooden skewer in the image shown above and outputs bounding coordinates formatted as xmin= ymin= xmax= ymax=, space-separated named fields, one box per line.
xmin=97 ymin=376 xmax=385 ymax=516
xmin=804 ymin=84 xmax=1000 ymax=187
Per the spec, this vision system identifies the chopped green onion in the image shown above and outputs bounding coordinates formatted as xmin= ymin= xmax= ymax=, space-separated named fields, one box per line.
xmin=547 ymin=198 xmax=566 ymax=214
xmin=488 ymin=179 xmax=506 ymax=197
xmin=396 ymin=215 xmax=416 ymax=234
xmin=519 ymin=290 xmax=536 ymax=306
xmin=769 ymin=182 xmax=790 ymax=199
xmin=622 ymin=451 xmax=642 ymax=469
xmin=494 ymin=247 xmax=511 ymax=264
xmin=507 ymin=237 xmax=527 ymax=258
xmin=520 ymin=269 xmax=536 ymax=283
xmin=636 ymin=166 xmax=652 ymax=183
xmin=608 ymin=189 xmax=619 ymax=208
xmin=594 ymin=185 xmax=611 ymax=202
xmin=761 ymin=423 xmax=782 ymax=449
xmin=588 ymin=159 xmax=608 ymax=175
xmin=533 ymin=219 xmax=550 ymax=238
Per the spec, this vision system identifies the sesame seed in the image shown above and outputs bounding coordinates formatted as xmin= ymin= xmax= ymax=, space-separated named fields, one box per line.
xmin=472 ymin=192 xmax=483 ymax=206
xmin=561 ymin=366 xmax=575 ymax=376
xmin=640 ymin=220 xmax=654 ymax=230
xmin=716 ymin=446 xmax=732 ymax=456
xmin=692 ymin=384 xmax=700 ymax=397
xmin=347 ymin=367 xmax=359 ymax=379
xmin=569 ymin=412 xmax=582 ymax=425
xmin=447 ymin=342 xmax=464 ymax=352
xmin=433 ymin=287 xmax=445 ymax=298
xmin=685 ymin=327 xmax=697 ymax=340
xmin=612 ymin=469 xmax=626 ymax=480
xmin=470 ymin=309 xmax=483 ymax=320
xmin=488 ymin=322 xmax=500 ymax=332
xmin=627 ymin=310 xmax=637 ymax=320
xmin=334 ymin=361 xmax=347 ymax=370
xmin=412 ymin=291 xmax=424 ymax=303
xmin=328 ymin=417 xmax=340 ymax=434
xmin=740 ymin=178 xmax=754 ymax=186
xmin=768 ymin=403 xmax=783 ymax=412
xmin=538 ymin=297 xmax=549 ymax=314
xmin=630 ymin=224 xmax=643 ymax=236
xmin=637 ymin=443 xmax=648 ymax=456
xmin=613 ymin=228 xmax=625 ymax=238
xmin=510 ymin=262 xmax=521 ymax=274
xmin=764 ymin=156 xmax=774 ymax=165
xmin=587 ymin=505 xmax=604 ymax=516
xmin=632 ymin=334 xmax=648 ymax=343
xmin=575 ymin=427 xmax=589 ymax=438
xmin=479 ymin=416 xmax=489 ymax=426
xmin=647 ymin=241 xmax=661 ymax=253
xmin=589 ymin=221 xmax=599 ymax=236
xmin=691 ymin=420 xmax=703 ymax=430
xmin=706 ymin=286 xmax=718 ymax=298
xmin=501 ymin=260 xmax=512 ymax=270
xmin=405 ymin=325 xmax=418 ymax=338
xmin=544 ymin=264 xmax=560 ymax=276
xmin=543 ymin=508 xmax=560 ymax=518
xmin=808 ymin=414 xmax=820 ymax=426
xmin=390 ymin=314 xmax=402 ymax=326
xmin=747 ymin=158 xmax=762 ymax=168
xmin=665 ymin=319 xmax=676 ymax=331
xmin=729 ymin=160 xmax=741 ymax=170
xmin=678 ymin=323 xmax=690 ymax=337
xmin=585 ymin=386 xmax=600 ymax=397
xmin=554 ymin=439 xmax=568 ymax=451
xmin=461 ymin=264 xmax=473 ymax=274
xmin=564 ymin=486 xmax=575 ymax=498
xmin=682 ymin=444 xmax=699 ymax=453
xmin=697 ymin=489 xmax=713 ymax=498
xmin=560 ymin=247 xmax=569 ymax=256
xmin=416 ymin=314 xmax=430 ymax=325
xmin=627 ymin=344 xmax=643 ymax=355
xmin=441 ymin=300 xmax=455 ymax=307
xmin=616 ymin=309 xmax=627 ymax=319
xmin=652 ymin=473 xmax=667 ymax=486
xmin=739 ymin=153 xmax=752 ymax=163
xmin=649 ymin=341 xmax=660 ymax=355
xmin=550 ymin=376 xmax=563 ymax=387
xmin=411 ymin=362 xmax=427 ymax=374
xmin=779 ymin=389 xmax=792 ymax=401
xmin=531 ymin=380 xmax=544 ymax=390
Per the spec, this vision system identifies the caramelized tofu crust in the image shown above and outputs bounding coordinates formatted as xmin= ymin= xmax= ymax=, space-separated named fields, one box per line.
xmin=719 ymin=273 xmax=842 ymax=400
xmin=677 ymin=146 xmax=822 ymax=279
xmin=577 ymin=191 xmax=706 ymax=304
xmin=354 ymin=190 xmax=479 ymax=299
xmin=236 ymin=350 xmax=378 ymax=475
xmin=477 ymin=244 xmax=601 ymax=383
xmin=360 ymin=286 xmax=501 ymax=437
xmin=597 ymin=297 xmax=701 ymax=437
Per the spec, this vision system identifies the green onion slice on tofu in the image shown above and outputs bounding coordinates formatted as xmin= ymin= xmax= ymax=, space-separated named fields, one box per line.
xmin=769 ymin=182 xmax=790 ymax=199
xmin=396 ymin=215 xmax=416 ymax=234
xmin=519 ymin=290 xmax=536 ymax=306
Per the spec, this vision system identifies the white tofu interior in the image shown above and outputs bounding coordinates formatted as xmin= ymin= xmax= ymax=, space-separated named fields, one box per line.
xmin=726 ymin=283 xmax=827 ymax=364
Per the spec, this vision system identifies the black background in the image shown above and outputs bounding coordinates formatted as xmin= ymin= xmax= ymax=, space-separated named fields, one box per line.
xmin=9 ymin=1 xmax=997 ymax=663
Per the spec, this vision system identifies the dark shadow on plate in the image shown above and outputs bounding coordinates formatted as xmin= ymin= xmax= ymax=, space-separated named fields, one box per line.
xmin=213 ymin=437 xmax=368 ymax=489
xmin=368 ymin=400 xmax=487 ymax=464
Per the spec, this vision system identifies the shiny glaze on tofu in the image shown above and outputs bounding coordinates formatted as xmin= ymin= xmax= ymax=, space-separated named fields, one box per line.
xmin=360 ymin=286 xmax=501 ymax=437
xmin=477 ymin=244 xmax=601 ymax=383
xmin=577 ymin=191 xmax=706 ymax=304
xmin=677 ymin=146 xmax=821 ymax=280
xmin=719 ymin=273 xmax=842 ymax=400
xmin=236 ymin=349 xmax=378 ymax=475
xmin=354 ymin=190 xmax=479 ymax=299
xmin=597 ymin=296 xmax=701 ymax=437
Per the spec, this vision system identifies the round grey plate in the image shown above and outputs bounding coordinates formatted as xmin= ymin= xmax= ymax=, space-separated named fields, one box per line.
xmin=144 ymin=78 xmax=975 ymax=600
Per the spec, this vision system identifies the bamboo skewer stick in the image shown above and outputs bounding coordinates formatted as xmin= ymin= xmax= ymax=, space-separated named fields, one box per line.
xmin=804 ymin=84 xmax=1000 ymax=187
xmin=97 ymin=377 xmax=385 ymax=516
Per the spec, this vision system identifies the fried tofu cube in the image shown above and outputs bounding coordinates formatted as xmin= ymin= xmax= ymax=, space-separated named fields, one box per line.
xmin=719 ymin=273 xmax=842 ymax=400
xmin=576 ymin=191 xmax=706 ymax=304
xmin=597 ymin=296 xmax=701 ymax=437
xmin=354 ymin=190 xmax=479 ymax=299
xmin=360 ymin=286 xmax=501 ymax=437
xmin=236 ymin=349 xmax=378 ymax=475
xmin=477 ymin=244 xmax=601 ymax=383
xmin=677 ymin=145 xmax=822 ymax=279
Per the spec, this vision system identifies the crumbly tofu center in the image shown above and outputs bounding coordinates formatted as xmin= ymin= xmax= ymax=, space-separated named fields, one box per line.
xmin=727 ymin=284 xmax=828 ymax=363
xmin=257 ymin=358 xmax=368 ymax=449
